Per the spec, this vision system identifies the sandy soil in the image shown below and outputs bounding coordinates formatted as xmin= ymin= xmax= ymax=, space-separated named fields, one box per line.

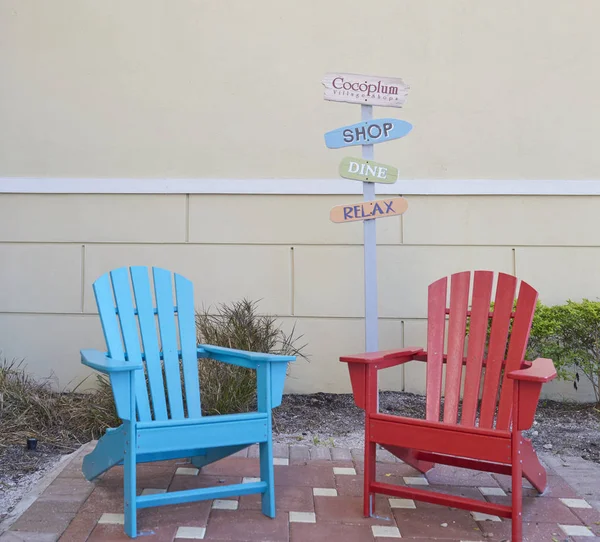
xmin=0 ymin=444 xmax=67 ymax=525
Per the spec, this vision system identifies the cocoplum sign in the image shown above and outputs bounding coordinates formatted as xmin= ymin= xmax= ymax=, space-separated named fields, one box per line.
xmin=322 ymin=73 xmax=409 ymax=108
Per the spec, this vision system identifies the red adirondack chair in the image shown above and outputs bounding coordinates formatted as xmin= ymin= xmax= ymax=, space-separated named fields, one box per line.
xmin=340 ymin=271 xmax=557 ymax=542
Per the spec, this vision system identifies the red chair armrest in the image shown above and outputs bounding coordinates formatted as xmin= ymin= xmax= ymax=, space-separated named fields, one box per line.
xmin=340 ymin=347 xmax=424 ymax=366
xmin=509 ymin=358 xmax=556 ymax=430
xmin=508 ymin=358 xmax=557 ymax=383
xmin=341 ymin=348 xmax=424 ymax=410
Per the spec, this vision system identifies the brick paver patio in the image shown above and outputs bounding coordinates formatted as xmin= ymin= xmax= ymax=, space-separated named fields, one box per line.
xmin=2 ymin=442 xmax=599 ymax=541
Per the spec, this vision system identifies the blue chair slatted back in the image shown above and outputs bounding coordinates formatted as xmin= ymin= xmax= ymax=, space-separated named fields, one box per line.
xmin=93 ymin=266 xmax=202 ymax=422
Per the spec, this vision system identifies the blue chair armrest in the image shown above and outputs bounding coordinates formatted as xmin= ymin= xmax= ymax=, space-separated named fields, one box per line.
xmin=81 ymin=349 xmax=143 ymax=373
xmin=197 ymin=344 xmax=295 ymax=369
xmin=198 ymin=345 xmax=294 ymax=408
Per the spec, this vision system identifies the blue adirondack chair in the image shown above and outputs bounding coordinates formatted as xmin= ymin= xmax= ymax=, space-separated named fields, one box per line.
xmin=80 ymin=266 xmax=295 ymax=538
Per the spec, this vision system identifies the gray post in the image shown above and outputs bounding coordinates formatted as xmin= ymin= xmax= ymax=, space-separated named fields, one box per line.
xmin=361 ymin=104 xmax=378 ymax=353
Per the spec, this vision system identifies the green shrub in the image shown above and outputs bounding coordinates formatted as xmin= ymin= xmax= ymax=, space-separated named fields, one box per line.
xmin=527 ymin=299 xmax=600 ymax=405
xmin=196 ymin=299 xmax=308 ymax=415
xmin=465 ymin=298 xmax=600 ymax=405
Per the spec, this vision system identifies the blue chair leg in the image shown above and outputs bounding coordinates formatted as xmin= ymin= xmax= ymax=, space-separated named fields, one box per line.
xmin=123 ymin=420 xmax=137 ymax=538
xmin=259 ymin=439 xmax=276 ymax=518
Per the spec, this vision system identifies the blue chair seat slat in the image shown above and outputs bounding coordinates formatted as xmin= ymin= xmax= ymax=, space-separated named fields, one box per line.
xmin=137 ymin=418 xmax=269 ymax=455
xmin=130 ymin=267 xmax=169 ymax=421
xmin=153 ymin=268 xmax=185 ymax=420
xmin=136 ymin=411 xmax=267 ymax=430
xmin=175 ymin=273 xmax=202 ymax=418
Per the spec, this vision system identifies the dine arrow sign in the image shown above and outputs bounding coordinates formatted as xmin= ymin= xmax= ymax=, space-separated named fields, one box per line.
xmin=339 ymin=157 xmax=398 ymax=184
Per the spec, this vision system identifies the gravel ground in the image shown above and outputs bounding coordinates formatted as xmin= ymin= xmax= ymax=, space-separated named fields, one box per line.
xmin=0 ymin=444 xmax=68 ymax=525
xmin=1 ymin=392 xmax=598 ymax=524
xmin=273 ymin=392 xmax=600 ymax=463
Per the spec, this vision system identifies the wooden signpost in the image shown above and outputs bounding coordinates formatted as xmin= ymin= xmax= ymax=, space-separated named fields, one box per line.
xmin=330 ymin=197 xmax=408 ymax=223
xmin=324 ymin=118 xmax=412 ymax=149
xmin=339 ymin=157 xmax=398 ymax=183
xmin=322 ymin=72 xmax=411 ymax=356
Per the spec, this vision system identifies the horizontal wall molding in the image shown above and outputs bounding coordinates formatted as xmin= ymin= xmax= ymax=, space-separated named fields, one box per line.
xmin=2 ymin=177 xmax=600 ymax=195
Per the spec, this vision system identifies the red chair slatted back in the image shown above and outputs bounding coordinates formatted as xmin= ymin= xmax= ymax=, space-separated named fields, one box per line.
xmin=425 ymin=271 xmax=538 ymax=430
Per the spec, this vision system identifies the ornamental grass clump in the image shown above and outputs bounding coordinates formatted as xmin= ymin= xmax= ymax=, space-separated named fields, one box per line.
xmin=0 ymin=359 xmax=118 ymax=451
xmin=196 ymin=299 xmax=308 ymax=415
xmin=0 ymin=298 xmax=307 ymax=449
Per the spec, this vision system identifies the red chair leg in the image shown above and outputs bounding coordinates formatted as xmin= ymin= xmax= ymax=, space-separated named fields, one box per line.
xmin=364 ymin=441 xmax=376 ymax=517
xmin=511 ymin=388 xmax=523 ymax=542
xmin=363 ymin=365 xmax=378 ymax=518
xmin=521 ymin=438 xmax=547 ymax=493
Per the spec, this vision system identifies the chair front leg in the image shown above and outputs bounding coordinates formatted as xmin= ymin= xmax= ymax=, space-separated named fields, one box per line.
xmin=363 ymin=365 xmax=378 ymax=517
xmin=511 ymin=382 xmax=523 ymax=542
xmin=123 ymin=372 xmax=138 ymax=538
xmin=257 ymin=363 xmax=276 ymax=517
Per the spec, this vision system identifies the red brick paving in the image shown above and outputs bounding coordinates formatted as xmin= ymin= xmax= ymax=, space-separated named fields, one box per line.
xmin=314 ymin=494 xmax=394 ymax=525
xmin=485 ymin=495 xmax=582 ymax=523
xmin=477 ymin=519 xmax=570 ymax=541
xmin=334 ymin=474 xmax=366 ymax=497
xmin=426 ymin=484 xmax=487 ymax=500
xmin=137 ymin=499 xmax=212 ymax=531
xmin=426 ymin=464 xmax=500 ymax=487
xmin=2 ymin=442 xmax=599 ymax=542
xmin=289 ymin=522 xmax=373 ymax=542
xmin=168 ymin=474 xmax=242 ymax=492
xmin=59 ymin=511 xmax=101 ymax=542
xmin=239 ymin=485 xmax=314 ymax=512
xmin=392 ymin=505 xmax=480 ymax=539
xmin=274 ymin=464 xmax=336 ymax=488
xmin=571 ymin=505 xmax=600 ymax=528
xmin=198 ymin=457 xmax=262 ymax=478
xmin=206 ymin=510 xmax=289 ymax=541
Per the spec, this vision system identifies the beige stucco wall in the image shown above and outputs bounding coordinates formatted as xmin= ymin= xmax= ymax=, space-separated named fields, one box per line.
xmin=1 ymin=2 xmax=600 ymax=402
xmin=0 ymin=193 xmax=597 ymax=402
xmin=2 ymin=1 xmax=600 ymax=179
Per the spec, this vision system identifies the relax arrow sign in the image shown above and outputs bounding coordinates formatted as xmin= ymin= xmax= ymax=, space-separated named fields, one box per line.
xmin=330 ymin=197 xmax=409 ymax=223
xmin=339 ymin=157 xmax=398 ymax=184
xmin=324 ymin=118 xmax=412 ymax=149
